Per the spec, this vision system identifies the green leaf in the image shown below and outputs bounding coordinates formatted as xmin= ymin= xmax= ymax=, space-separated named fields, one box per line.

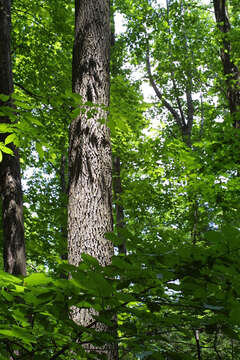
xmin=5 ymin=133 xmax=16 ymax=145
xmin=1 ymin=289 xmax=14 ymax=301
xmin=112 ymin=256 xmax=130 ymax=269
xmin=15 ymin=100 xmax=32 ymax=110
xmin=0 ymin=123 xmax=12 ymax=133
xmin=0 ymin=271 xmax=22 ymax=284
xmin=71 ymin=93 xmax=83 ymax=104
xmin=81 ymin=253 xmax=100 ymax=267
xmin=12 ymin=309 xmax=30 ymax=327
xmin=0 ymin=144 xmax=13 ymax=155
xmin=0 ymin=94 xmax=10 ymax=101
xmin=0 ymin=327 xmax=36 ymax=345
xmin=24 ymin=273 xmax=53 ymax=286
xmin=72 ymin=271 xmax=112 ymax=297
xmin=36 ymin=142 xmax=44 ymax=160
xmin=71 ymin=107 xmax=81 ymax=119
xmin=24 ymin=113 xmax=43 ymax=127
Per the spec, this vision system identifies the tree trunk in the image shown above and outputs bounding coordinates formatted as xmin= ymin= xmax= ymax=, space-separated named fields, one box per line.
xmin=213 ymin=0 xmax=240 ymax=127
xmin=0 ymin=0 xmax=26 ymax=275
xmin=68 ymin=0 xmax=117 ymax=358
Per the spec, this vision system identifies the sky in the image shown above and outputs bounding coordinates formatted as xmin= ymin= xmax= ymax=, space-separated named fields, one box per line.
xmin=114 ymin=12 xmax=155 ymax=102
xmin=115 ymin=0 xmax=210 ymax=36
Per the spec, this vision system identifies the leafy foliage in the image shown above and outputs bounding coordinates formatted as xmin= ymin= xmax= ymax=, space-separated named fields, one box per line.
xmin=0 ymin=0 xmax=240 ymax=359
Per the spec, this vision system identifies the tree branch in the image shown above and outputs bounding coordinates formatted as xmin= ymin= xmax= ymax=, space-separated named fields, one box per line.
xmin=15 ymin=83 xmax=43 ymax=100
xmin=171 ymin=73 xmax=186 ymax=126
xmin=49 ymin=320 xmax=98 ymax=360
xmin=146 ymin=47 xmax=183 ymax=129
xmin=214 ymin=330 xmax=222 ymax=360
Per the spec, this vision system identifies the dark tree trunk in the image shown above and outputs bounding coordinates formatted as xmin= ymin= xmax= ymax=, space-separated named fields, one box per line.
xmin=68 ymin=0 xmax=117 ymax=358
xmin=213 ymin=0 xmax=240 ymax=127
xmin=0 ymin=0 xmax=26 ymax=275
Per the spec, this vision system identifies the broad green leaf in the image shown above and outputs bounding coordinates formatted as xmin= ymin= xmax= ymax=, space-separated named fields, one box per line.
xmin=72 ymin=271 xmax=112 ymax=297
xmin=0 ymin=94 xmax=10 ymax=101
xmin=81 ymin=253 xmax=100 ymax=267
xmin=24 ymin=273 xmax=53 ymax=286
xmin=0 ymin=271 xmax=22 ymax=284
xmin=4 ymin=133 xmax=16 ymax=145
xmin=0 ymin=144 xmax=13 ymax=155
xmin=0 ymin=123 xmax=12 ymax=133
xmin=0 ymin=327 xmax=36 ymax=345
xmin=1 ymin=289 xmax=14 ymax=301
xmin=14 ymin=101 xmax=32 ymax=110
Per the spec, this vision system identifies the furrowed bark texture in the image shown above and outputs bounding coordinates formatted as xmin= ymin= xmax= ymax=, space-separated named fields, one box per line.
xmin=68 ymin=0 xmax=117 ymax=358
xmin=69 ymin=0 xmax=113 ymax=276
xmin=0 ymin=0 xmax=26 ymax=275
xmin=213 ymin=0 xmax=240 ymax=127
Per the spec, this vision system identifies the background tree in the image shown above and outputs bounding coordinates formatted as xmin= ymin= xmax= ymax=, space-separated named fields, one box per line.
xmin=0 ymin=0 xmax=26 ymax=275
xmin=213 ymin=0 xmax=240 ymax=127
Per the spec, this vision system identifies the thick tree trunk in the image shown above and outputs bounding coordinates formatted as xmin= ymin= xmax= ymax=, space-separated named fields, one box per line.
xmin=213 ymin=0 xmax=240 ymax=127
xmin=69 ymin=0 xmax=113 ymax=266
xmin=0 ymin=0 xmax=26 ymax=275
xmin=68 ymin=0 xmax=117 ymax=358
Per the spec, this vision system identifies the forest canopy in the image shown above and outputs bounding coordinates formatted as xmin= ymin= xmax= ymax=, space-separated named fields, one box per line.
xmin=0 ymin=0 xmax=240 ymax=359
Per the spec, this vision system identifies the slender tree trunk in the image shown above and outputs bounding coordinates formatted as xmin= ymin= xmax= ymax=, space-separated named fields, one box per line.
xmin=0 ymin=0 xmax=26 ymax=275
xmin=113 ymin=156 xmax=126 ymax=255
xmin=213 ymin=0 xmax=240 ymax=127
xmin=68 ymin=0 xmax=117 ymax=358
xmin=110 ymin=3 xmax=126 ymax=256
xmin=59 ymin=153 xmax=68 ymax=262
xmin=194 ymin=330 xmax=202 ymax=360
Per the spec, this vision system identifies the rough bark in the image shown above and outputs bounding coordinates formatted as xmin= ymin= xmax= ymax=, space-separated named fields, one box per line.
xmin=0 ymin=0 xmax=26 ymax=275
xmin=69 ymin=0 xmax=113 ymax=274
xmin=68 ymin=0 xmax=117 ymax=358
xmin=213 ymin=0 xmax=240 ymax=127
